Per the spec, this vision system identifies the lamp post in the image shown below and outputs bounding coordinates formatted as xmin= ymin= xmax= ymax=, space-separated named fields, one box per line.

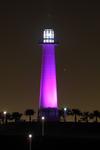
xmin=41 ymin=116 xmax=45 ymax=137
xmin=3 ymin=111 xmax=7 ymax=125
xmin=28 ymin=134 xmax=32 ymax=150
xmin=64 ymin=107 xmax=67 ymax=122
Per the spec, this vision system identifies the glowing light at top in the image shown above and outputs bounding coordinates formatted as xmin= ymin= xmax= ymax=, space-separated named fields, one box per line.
xmin=43 ymin=29 xmax=54 ymax=43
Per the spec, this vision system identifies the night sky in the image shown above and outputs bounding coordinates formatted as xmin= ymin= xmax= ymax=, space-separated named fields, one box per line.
xmin=0 ymin=1 xmax=100 ymax=113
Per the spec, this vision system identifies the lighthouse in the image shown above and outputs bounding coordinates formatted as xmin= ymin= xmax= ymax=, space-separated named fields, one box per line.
xmin=38 ymin=29 xmax=59 ymax=121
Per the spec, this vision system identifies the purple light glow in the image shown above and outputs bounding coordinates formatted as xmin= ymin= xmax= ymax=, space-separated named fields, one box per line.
xmin=39 ymin=44 xmax=58 ymax=108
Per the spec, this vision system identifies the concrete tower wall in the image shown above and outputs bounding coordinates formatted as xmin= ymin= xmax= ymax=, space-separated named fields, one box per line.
xmin=39 ymin=44 xmax=57 ymax=108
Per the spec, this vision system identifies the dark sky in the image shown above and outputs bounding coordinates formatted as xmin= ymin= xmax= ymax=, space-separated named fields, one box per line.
xmin=0 ymin=1 xmax=100 ymax=113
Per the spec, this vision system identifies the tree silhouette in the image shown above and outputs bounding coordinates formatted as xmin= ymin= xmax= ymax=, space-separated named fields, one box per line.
xmin=93 ymin=110 xmax=100 ymax=123
xmin=72 ymin=109 xmax=81 ymax=123
xmin=25 ymin=109 xmax=35 ymax=122
xmin=81 ymin=112 xmax=90 ymax=123
xmin=89 ymin=113 xmax=94 ymax=122
xmin=0 ymin=112 xmax=4 ymax=124
xmin=65 ymin=108 xmax=73 ymax=122
xmin=12 ymin=112 xmax=22 ymax=123
xmin=6 ymin=113 xmax=12 ymax=124
xmin=58 ymin=109 xmax=63 ymax=121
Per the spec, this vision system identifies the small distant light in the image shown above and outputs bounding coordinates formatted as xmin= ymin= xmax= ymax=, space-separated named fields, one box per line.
xmin=64 ymin=108 xmax=67 ymax=111
xmin=41 ymin=116 xmax=45 ymax=120
xmin=3 ymin=111 xmax=7 ymax=115
xmin=28 ymin=134 xmax=32 ymax=138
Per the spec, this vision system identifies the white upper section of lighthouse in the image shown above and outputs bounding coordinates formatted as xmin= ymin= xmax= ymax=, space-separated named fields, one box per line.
xmin=43 ymin=29 xmax=54 ymax=43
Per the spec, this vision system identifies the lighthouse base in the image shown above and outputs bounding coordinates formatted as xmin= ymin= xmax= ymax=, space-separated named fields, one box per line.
xmin=38 ymin=108 xmax=59 ymax=122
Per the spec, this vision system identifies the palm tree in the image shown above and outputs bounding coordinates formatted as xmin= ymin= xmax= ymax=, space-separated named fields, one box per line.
xmin=0 ymin=112 xmax=4 ymax=124
xmin=72 ymin=109 xmax=81 ymax=123
xmin=5 ymin=113 xmax=12 ymax=124
xmin=12 ymin=112 xmax=22 ymax=123
xmin=66 ymin=108 xmax=73 ymax=122
xmin=93 ymin=110 xmax=100 ymax=123
xmin=58 ymin=109 xmax=63 ymax=121
xmin=81 ymin=112 xmax=90 ymax=123
xmin=25 ymin=109 xmax=35 ymax=122
xmin=89 ymin=113 xmax=94 ymax=122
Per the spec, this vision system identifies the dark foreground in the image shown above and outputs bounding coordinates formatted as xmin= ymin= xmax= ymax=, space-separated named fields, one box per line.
xmin=0 ymin=122 xmax=100 ymax=149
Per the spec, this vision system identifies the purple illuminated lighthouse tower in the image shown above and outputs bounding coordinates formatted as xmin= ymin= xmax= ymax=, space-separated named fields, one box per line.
xmin=38 ymin=29 xmax=59 ymax=121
